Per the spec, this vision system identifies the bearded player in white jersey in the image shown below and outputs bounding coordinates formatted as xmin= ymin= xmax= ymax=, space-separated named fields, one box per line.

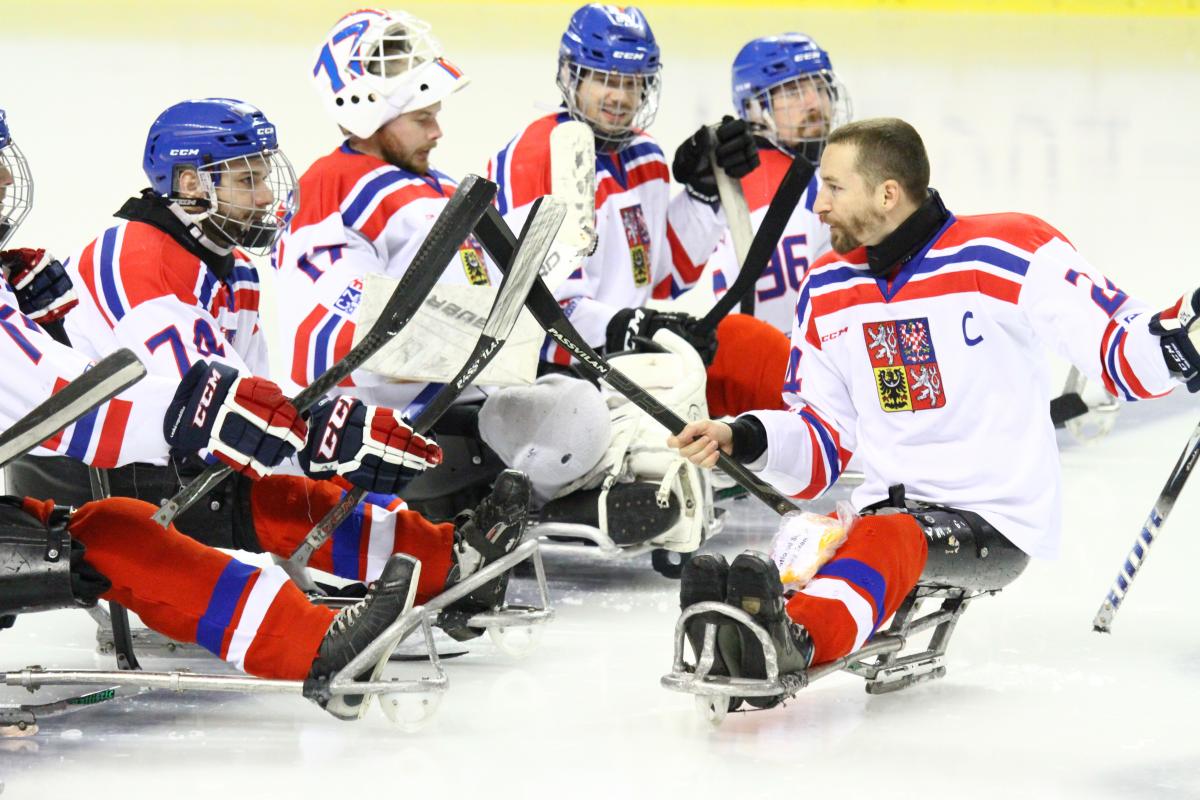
xmin=670 ymin=117 xmax=1196 ymax=706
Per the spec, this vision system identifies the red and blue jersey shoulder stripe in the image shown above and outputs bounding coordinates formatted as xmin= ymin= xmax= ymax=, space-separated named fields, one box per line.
xmin=939 ymin=212 xmax=1071 ymax=253
xmin=596 ymin=132 xmax=668 ymax=207
xmin=75 ymin=221 xmax=206 ymax=329
xmin=293 ymin=144 xmax=451 ymax=242
xmin=491 ymin=112 xmax=564 ymax=215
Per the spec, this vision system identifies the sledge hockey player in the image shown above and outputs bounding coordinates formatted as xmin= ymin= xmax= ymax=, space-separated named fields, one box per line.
xmin=489 ymin=3 xmax=755 ymax=368
xmin=6 ymin=97 xmax=530 ymax=640
xmin=693 ymin=33 xmax=850 ymax=418
xmin=0 ymin=111 xmax=78 ymax=340
xmin=669 ymin=117 xmax=1194 ymax=708
xmin=273 ymin=10 xmax=642 ymax=551
xmin=471 ymin=4 xmax=760 ymax=553
xmin=0 ymin=109 xmax=427 ymax=719
xmin=275 ymin=10 xmax=522 ymax=522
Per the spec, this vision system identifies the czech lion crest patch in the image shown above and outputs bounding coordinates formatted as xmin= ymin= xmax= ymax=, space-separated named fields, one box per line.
xmin=863 ymin=317 xmax=946 ymax=412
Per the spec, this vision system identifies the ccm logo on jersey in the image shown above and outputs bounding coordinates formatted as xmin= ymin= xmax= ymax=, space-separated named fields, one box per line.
xmin=820 ymin=326 xmax=848 ymax=343
xmin=316 ymin=397 xmax=355 ymax=460
xmin=191 ymin=370 xmax=224 ymax=428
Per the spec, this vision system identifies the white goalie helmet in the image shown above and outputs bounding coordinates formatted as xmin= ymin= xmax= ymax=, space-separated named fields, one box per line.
xmin=311 ymin=9 xmax=470 ymax=140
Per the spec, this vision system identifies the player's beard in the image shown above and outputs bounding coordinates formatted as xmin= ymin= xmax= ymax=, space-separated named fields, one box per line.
xmin=828 ymin=206 xmax=886 ymax=254
xmin=377 ymin=130 xmax=435 ymax=175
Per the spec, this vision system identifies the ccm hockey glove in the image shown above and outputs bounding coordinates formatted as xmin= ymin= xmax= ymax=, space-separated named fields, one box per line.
xmin=606 ymin=307 xmax=719 ymax=365
xmin=299 ymin=396 xmax=442 ymax=495
xmin=1150 ymin=289 xmax=1200 ymax=392
xmin=672 ymin=116 xmax=760 ymax=206
xmin=0 ymin=248 xmax=78 ymax=324
xmin=164 ymin=361 xmax=307 ymax=479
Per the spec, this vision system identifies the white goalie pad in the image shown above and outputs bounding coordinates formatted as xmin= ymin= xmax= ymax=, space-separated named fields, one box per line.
xmin=353 ymin=274 xmax=542 ymax=386
xmin=554 ymin=329 xmax=719 ymax=552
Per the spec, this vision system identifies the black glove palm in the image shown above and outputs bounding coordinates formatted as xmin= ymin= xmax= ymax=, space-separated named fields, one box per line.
xmin=672 ymin=116 xmax=760 ymax=206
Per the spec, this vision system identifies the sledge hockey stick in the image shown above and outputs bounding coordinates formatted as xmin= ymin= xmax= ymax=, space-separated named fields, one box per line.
xmin=541 ymin=120 xmax=597 ymax=291
xmin=0 ymin=348 xmax=146 ymax=469
xmin=706 ymin=126 xmax=755 ymax=315
xmin=286 ymin=197 xmax=567 ymax=567
xmin=152 ymin=175 xmax=498 ymax=527
xmin=475 ymin=205 xmax=799 ymax=517
xmin=694 ymin=153 xmax=816 ymax=335
xmin=1091 ymin=418 xmax=1200 ymax=633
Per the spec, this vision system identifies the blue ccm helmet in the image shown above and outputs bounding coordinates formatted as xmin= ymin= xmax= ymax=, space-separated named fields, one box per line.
xmin=142 ymin=98 xmax=298 ymax=255
xmin=731 ymin=34 xmax=851 ymax=163
xmin=0 ymin=109 xmax=34 ymax=249
xmin=557 ymin=4 xmax=662 ymax=150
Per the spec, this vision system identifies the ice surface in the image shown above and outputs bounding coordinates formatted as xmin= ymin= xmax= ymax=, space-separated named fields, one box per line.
xmin=5 ymin=397 xmax=1200 ymax=799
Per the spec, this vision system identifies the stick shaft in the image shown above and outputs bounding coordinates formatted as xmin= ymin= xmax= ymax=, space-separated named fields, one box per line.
xmin=1092 ymin=419 xmax=1200 ymax=632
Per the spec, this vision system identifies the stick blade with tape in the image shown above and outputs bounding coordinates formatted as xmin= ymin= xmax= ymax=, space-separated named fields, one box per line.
xmin=543 ymin=120 xmax=597 ymax=290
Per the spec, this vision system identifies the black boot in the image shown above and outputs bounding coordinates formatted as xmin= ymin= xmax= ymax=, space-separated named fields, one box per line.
xmin=680 ymin=554 xmax=744 ymax=712
xmin=305 ymin=554 xmax=420 ymax=720
xmin=726 ymin=551 xmax=813 ymax=709
xmin=438 ymin=470 xmax=531 ymax=641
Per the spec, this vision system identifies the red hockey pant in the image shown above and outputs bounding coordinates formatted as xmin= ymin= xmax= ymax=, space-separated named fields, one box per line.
xmin=24 ymin=496 xmax=336 ymax=681
xmin=705 ymin=314 xmax=791 ymax=418
xmin=785 ymin=513 xmax=928 ymax=665
xmin=249 ymin=475 xmax=454 ymax=604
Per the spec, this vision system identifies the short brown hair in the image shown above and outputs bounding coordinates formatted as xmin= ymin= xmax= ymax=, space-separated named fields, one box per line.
xmin=827 ymin=118 xmax=929 ymax=201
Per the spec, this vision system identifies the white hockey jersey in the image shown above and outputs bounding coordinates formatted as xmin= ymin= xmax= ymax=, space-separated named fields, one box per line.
xmin=746 ymin=211 xmax=1176 ymax=559
xmin=59 ymin=216 xmax=272 ymax=467
xmin=274 ymin=143 xmax=498 ymax=408
xmin=488 ymin=111 xmax=723 ymax=363
xmin=64 ymin=219 xmax=269 ymax=378
xmin=700 ymin=145 xmax=831 ymax=334
xmin=0 ymin=279 xmax=176 ymax=468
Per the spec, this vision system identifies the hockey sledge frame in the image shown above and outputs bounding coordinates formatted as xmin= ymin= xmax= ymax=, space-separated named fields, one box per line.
xmin=661 ymin=581 xmax=994 ymax=726
xmin=0 ymin=539 xmax=554 ymax=734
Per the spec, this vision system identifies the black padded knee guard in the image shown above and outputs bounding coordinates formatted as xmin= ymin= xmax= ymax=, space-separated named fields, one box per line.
xmin=6 ymin=455 xmax=259 ymax=552
xmin=864 ymin=485 xmax=1029 ymax=592
xmin=0 ymin=496 xmax=98 ymax=616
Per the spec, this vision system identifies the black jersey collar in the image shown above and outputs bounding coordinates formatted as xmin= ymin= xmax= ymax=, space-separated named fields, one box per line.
xmin=115 ymin=190 xmax=235 ymax=281
xmin=865 ymin=189 xmax=950 ymax=278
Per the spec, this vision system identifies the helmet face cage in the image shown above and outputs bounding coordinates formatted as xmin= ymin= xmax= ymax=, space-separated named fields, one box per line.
xmin=742 ymin=71 xmax=851 ymax=162
xmin=189 ymin=148 xmax=298 ymax=256
xmin=360 ymin=18 xmax=438 ymax=82
xmin=0 ymin=138 xmax=33 ymax=249
xmin=557 ymin=59 xmax=662 ymax=150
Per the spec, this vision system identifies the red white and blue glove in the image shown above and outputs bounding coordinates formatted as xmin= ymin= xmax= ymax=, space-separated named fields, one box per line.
xmin=164 ymin=361 xmax=307 ymax=479
xmin=1150 ymin=289 xmax=1200 ymax=392
xmin=298 ymin=396 xmax=443 ymax=495
xmin=0 ymin=248 xmax=78 ymax=325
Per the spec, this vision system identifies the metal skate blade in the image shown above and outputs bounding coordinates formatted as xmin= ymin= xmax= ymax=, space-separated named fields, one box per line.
xmin=387 ymin=628 xmax=470 ymax=661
